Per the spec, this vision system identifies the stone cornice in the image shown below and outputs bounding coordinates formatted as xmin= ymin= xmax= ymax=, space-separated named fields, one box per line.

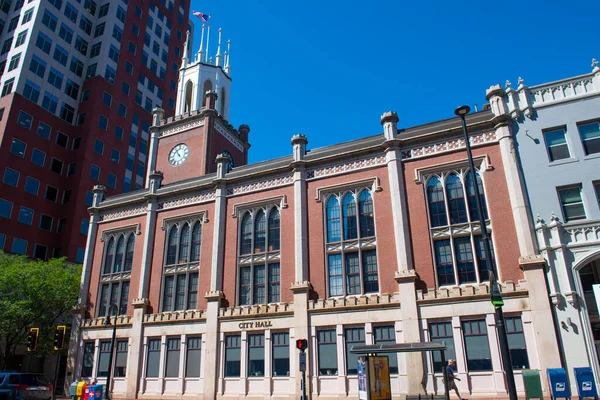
xmin=290 ymin=281 xmax=313 ymax=293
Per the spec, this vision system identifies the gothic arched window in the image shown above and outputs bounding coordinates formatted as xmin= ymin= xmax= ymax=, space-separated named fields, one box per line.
xmin=98 ymin=230 xmax=136 ymax=317
xmin=190 ymin=222 xmax=202 ymax=262
xmin=237 ymin=206 xmax=282 ymax=306
xmin=427 ymin=177 xmax=447 ymax=227
xmin=161 ymin=216 xmax=204 ymax=312
xmin=124 ymin=234 xmax=135 ymax=271
xmin=424 ymin=168 xmax=492 ymax=288
xmin=103 ymin=237 xmax=115 ymax=275
xmin=446 ymin=173 xmax=468 ymax=224
xmin=202 ymin=79 xmax=213 ymax=107
xmin=268 ymin=208 xmax=280 ymax=251
xmin=324 ymin=188 xmax=378 ymax=297
xmin=326 ymin=196 xmax=341 ymax=242
xmin=466 ymin=171 xmax=488 ymax=221
xmin=166 ymin=226 xmax=178 ymax=265
xmin=184 ymin=80 xmax=193 ymax=113
xmin=114 ymin=236 xmax=125 ymax=272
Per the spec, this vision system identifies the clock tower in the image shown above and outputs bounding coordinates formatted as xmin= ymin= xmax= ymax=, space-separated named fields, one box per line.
xmin=146 ymin=26 xmax=249 ymax=186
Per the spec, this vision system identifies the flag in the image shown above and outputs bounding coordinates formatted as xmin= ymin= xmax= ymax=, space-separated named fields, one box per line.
xmin=193 ymin=11 xmax=210 ymax=24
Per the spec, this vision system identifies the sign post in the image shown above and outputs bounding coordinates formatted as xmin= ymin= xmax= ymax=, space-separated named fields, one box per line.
xmin=296 ymin=339 xmax=308 ymax=400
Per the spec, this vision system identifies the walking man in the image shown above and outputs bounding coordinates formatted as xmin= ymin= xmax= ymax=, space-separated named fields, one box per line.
xmin=446 ymin=359 xmax=462 ymax=400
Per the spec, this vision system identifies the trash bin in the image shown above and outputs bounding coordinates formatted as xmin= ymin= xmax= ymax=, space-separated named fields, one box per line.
xmin=547 ymin=368 xmax=571 ymax=399
xmin=574 ymin=367 xmax=598 ymax=400
xmin=75 ymin=382 xmax=87 ymax=400
xmin=523 ymin=369 xmax=544 ymax=400
xmin=69 ymin=382 xmax=78 ymax=400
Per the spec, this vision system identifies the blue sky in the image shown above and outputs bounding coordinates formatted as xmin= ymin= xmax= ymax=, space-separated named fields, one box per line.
xmin=190 ymin=0 xmax=600 ymax=164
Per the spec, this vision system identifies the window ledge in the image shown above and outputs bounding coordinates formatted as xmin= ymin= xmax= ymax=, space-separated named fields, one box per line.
xmin=583 ymin=152 xmax=600 ymax=161
xmin=548 ymin=157 xmax=579 ymax=166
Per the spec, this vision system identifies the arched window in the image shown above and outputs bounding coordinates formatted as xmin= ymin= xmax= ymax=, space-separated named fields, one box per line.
xmin=342 ymin=193 xmax=357 ymax=240
xmin=114 ymin=236 xmax=125 ymax=272
xmin=179 ymin=223 xmax=190 ymax=263
xmin=103 ymin=237 xmax=115 ymax=274
xmin=124 ymin=234 xmax=135 ymax=271
xmin=167 ymin=226 xmax=178 ymax=265
xmin=254 ymin=210 xmax=266 ymax=253
xmin=240 ymin=213 xmax=252 ymax=255
xmin=465 ymin=171 xmax=488 ymax=221
xmin=427 ymin=177 xmax=447 ymax=227
xmin=446 ymin=173 xmax=467 ymax=224
xmin=202 ymin=80 xmax=213 ymax=107
xmin=326 ymin=196 xmax=341 ymax=242
xmin=184 ymin=80 xmax=193 ymax=113
xmin=190 ymin=222 xmax=202 ymax=262
xmin=268 ymin=208 xmax=280 ymax=251
xmin=358 ymin=190 xmax=375 ymax=238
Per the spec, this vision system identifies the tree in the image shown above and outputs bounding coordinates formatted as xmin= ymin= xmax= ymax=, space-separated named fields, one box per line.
xmin=0 ymin=251 xmax=81 ymax=369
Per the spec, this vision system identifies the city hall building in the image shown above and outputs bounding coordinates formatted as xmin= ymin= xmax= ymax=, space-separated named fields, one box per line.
xmin=67 ymin=38 xmax=563 ymax=400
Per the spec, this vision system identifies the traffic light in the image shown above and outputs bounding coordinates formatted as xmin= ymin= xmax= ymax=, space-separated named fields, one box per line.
xmin=296 ymin=339 xmax=308 ymax=351
xmin=27 ymin=328 xmax=39 ymax=352
xmin=54 ymin=326 xmax=66 ymax=350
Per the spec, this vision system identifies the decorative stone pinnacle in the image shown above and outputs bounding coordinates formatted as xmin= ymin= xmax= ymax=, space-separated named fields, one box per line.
xmin=550 ymin=212 xmax=560 ymax=223
xmin=505 ymin=80 xmax=511 ymax=88
xmin=291 ymin=133 xmax=308 ymax=145
xmin=380 ymin=111 xmax=399 ymax=125
xmin=593 ymin=58 xmax=599 ymax=70
xmin=518 ymin=77 xmax=524 ymax=86
xmin=535 ymin=214 xmax=544 ymax=224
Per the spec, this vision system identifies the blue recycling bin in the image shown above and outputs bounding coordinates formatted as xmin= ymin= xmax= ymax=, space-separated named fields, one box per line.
xmin=547 ymin=368 xmax=571 ymax=399
xmin=93 ymin=385 xmax=102 ymax=400
xmin=574 ymin=367 xmax=598 ymax=399
xmin=87 ymin=385 xmax=96 ymax=400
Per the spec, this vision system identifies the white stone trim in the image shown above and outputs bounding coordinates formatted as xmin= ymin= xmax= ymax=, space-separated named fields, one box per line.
xmin=226 ymin=175 xmax=294 ymax=197
xmin=413 ymin=155 xmax=492 ymax=184
xmin=100 ymin=205 xmax=147 ymax=222
xmin=160 ymin=211 xmax=207 ymax=231
xmin=214 ymin=121 xmax=244 ymax=152
xmin=306 ymin=155 xmax=386 ymax=180
xmin=231 ymin=195 xmax=288 ymax=218
xmin=100 ymin=224 xmax=141 ymax=242
xmin=160 ymin=119 xmax=204 ymax=138
xmin=314 ymin=177 xmax=382 ymax=203
xmin=158 ymin=191 xmax=216 ymax=211
xmin=401 ymin=131 xmax=498 ymax=161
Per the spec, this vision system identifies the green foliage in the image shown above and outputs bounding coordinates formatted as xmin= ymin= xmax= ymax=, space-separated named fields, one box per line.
xmin=0 ymin=251 xmax=81 ymax=368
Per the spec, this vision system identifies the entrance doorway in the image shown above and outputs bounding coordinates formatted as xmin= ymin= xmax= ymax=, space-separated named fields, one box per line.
xmin=579 ymin=259 xmax=600 ymax=361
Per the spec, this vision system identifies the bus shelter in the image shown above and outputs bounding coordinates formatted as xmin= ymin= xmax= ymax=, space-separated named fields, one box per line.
xmin=351 ymin=342 xmax=449 ymax=400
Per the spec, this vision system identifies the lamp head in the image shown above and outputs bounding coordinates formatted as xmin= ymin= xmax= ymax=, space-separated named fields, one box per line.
xmin=454 ymin=105 xmax=471 ymax=116
xmin=104 ymin=314 xmax=111 ymax=326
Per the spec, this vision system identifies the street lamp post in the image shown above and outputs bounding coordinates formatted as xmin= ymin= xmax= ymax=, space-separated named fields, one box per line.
xmin=454 ymin=105 xmax=518 ymax=400
xmin=103 ymin=304 xmax=120 ymax=400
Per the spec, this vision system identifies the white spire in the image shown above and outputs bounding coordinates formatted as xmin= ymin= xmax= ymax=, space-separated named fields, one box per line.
xmin=215 ymin=28 xmax=222 ymax=67
xmin=205 ymin=25 xmax=211 ymax=62
xmin=197 ymin=24 xmax=205 ymax=62
xmin=181 ymin=30 xmax=190 ymax=67
xmin=224 ymin=39 xmax=231 ymax=74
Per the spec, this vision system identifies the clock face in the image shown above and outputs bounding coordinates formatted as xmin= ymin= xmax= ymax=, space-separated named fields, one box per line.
xmin=168 ymin=143 xmax=189 ymax=166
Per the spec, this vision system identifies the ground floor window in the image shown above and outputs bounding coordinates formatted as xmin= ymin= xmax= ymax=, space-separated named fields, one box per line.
xmin=462 ymin=319 xmax=492 ymax=371
xmin=272 ymin=332 xmax=289 ymax=377
xmin=165 ymin=337 xmax=181 ymax=378
xmin=248 ymin=334 xmax=265 ymax=376
xmin=114 ymin=340 xmax=128 ymax=377
xmin=429 ymin=322 xmax=455 ymax=372
xmin=318 ymin=329 xmax=337 ymax=375
xmin=146 ymin=339 xmax=161 ymax=378
xmin=345 ymin=328 xmax=364 ymax=375
xmin=506 ymin=317 xmax=529 ymax=370
xmin=97 ymin=341 xmax=111 ymax=377
xmin=81 ymin=342 xmax=94 ymax=377
xmin=186 ymin=337 xmax=202 ymax=377
xmin=374 ymin=325 xmax=398 ymax=374
xmin=225 ymin=335 xmax=241 ymax=377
